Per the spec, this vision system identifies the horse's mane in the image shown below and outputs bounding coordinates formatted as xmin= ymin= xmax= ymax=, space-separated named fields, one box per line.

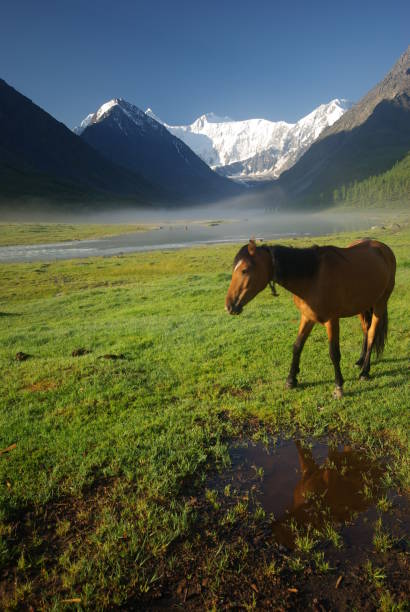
xmin=232 ymin=243 xmax=321 ymax=281
xmin=233 ymin=244 xmax=320 ymax=282
xmin=269 ymin=245 xmax=320 ymax=282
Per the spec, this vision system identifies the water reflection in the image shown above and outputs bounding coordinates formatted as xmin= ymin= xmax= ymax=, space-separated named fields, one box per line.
xmin=231 ymin=439 xmax=383 ymax=547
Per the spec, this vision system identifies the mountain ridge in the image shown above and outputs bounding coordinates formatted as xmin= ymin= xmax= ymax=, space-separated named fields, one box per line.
xmin=276 ymin=46 xmax=410 ymax=207
xmin=145 ymin=99 xmax=352 ymax=180
xmin=320 ymin=45 xmax=410 ymax=138
xmin=78 ymin=98 xmax=242 ymax=204
xmin=0 ymin=79 xmax=160 ymax=207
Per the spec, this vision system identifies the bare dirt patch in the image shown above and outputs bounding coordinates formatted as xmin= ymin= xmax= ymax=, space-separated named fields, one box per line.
xmin=15 ymin=352 xmax=31 ymax=361
xmin=71 ymin=348 xmax=91 ymax=357
xmin=23 ymin=380 xmax=58 ymax=392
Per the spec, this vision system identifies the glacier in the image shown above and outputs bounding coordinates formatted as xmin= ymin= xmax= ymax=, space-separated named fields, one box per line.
xmin=145 ymin=99 xmax=353 ymax=180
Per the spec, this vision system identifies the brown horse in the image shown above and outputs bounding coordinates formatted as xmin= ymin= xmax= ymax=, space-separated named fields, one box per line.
xmin=225 ymin=238 xmax=396 ymax=398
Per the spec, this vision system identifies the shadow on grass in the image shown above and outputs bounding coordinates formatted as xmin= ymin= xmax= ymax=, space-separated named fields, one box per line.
xmin=291 ymin=363 xmax=407 ymax=395
xmin=294 ymin=379 xmax=332 ymax=390
xmin=345 ymin=372 xmax=408 ymax=397
xmin=369 ymin=367 xmax=409 ymax=382
xmin=0 ymin=312 xmax=21 ymax=317
xmin=376 ymin=356 xmax=409 ymax=365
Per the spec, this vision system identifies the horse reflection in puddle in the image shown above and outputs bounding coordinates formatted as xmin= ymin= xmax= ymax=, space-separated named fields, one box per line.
xmin=271 ymin=441 xmax=382 ymax=547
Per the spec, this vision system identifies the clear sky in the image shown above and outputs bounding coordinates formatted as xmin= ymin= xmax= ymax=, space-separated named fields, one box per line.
xmin=1 ymin=0 xmax=409 ymax=128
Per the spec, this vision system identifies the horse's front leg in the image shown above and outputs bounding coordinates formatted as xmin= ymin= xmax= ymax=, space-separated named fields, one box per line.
xmin=286 ymin=316 xmax=315 ymax=389
xmin=325 ymin=319 xmax=344 ymax=399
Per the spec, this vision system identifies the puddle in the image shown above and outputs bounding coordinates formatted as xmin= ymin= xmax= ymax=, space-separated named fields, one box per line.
xmin=148 ymin=437 xmax=409 ymax=610
xmin=227 ymin=438 xmax=408 ymax=549
xmin=146 ymin=436 xmax=409 ymax=610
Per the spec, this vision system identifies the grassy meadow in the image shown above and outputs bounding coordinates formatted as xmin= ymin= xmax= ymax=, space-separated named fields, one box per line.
xmin=0 ymin=221 xmax=409 ymax=609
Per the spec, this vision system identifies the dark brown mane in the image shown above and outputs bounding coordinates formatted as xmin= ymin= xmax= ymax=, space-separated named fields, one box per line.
xmin=233 ymin=243 xmax=321 ymax=280
xmin=270 ymin=245 xmax=320 ymax=283
xmin=232 ymin=244 xmax=255 ymax=269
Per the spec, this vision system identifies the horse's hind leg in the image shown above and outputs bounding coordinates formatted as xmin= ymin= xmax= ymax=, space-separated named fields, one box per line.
xmin=356 ymin=310 xmax=372 ymax=367
xmin=325 ymin=319 xmax=344 ymax=399
xmin=359 ymin=300 xmax=388 ymax=380
xmin=286 ymin=316 xmax=315 ymax=389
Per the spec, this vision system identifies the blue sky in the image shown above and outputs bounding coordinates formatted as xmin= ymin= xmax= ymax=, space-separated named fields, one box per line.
xmin=1 ymin=0 xmax=409 ymax=128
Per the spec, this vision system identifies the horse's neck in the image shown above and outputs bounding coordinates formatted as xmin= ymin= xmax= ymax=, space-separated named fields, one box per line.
xmin=266 ymin=245 xmax=317 ymax=299
xmin=277 ymin=276 xmax=314 ymax=300
xmin=295 ymin=441 xmax=317 ymax=474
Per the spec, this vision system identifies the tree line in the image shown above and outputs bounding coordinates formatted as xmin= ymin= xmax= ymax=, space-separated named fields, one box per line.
xmin=330 ymin=153 xmax=410 ymax=208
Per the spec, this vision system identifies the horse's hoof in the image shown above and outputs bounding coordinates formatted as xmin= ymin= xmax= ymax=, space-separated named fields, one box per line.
xmin=285 ymin=378 xmax=297 ymax=389
xmin=359 ymin=372 xmax=370 ymax=381
xmin=333 ymin=386 xmax=344 ymax=399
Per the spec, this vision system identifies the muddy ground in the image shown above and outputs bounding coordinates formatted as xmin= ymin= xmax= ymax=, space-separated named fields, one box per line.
xmin=142 ymin=435 xmax=409 ymax=610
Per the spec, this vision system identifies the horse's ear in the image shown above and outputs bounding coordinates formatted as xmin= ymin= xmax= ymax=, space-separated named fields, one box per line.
xmin=248 ymin=238 xmax=256 ymax=256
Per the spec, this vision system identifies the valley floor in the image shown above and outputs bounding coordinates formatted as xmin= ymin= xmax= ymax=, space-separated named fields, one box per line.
xmin=0 ymin=222 xmax=159 ymax=247
xmin=0 ymin=221 xmax=409 ymax=609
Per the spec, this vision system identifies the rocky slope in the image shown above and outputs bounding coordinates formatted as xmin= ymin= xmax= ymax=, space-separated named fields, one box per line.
xmin=277 ymin=45 xmax=410 ymax=207
xmin=77 ymin=99 xmax=242 ymax=204
xmin=0 ymin=79 xmax=159 ymax=206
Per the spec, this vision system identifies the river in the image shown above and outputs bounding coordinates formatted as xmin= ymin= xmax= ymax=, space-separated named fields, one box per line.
xmin=0 ymin=210 xmax=390 ymax=263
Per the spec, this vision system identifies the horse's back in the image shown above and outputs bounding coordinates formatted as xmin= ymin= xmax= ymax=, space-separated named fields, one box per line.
xmin=302 ymin=240 xmax=396 ymax=320
xmin=346 ymin=239 xmax=396 ymax=288
xmin=322 ymin=239 xmax=396 ymax=278
xmin=348 ymin=238 xmax=396 ymax=264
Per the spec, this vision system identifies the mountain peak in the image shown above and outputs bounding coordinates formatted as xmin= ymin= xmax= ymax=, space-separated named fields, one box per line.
xmin=203 ymin=112 xmax=232 ymax=123
xmin=192 ymin=112 xmax=233 ymax=127
xmin=95 ymin=98 xmax=121 ymax=120
xmin=320 ymin=45 xmax=410 ymax=138
xmin=74 ymin=98 xmax=147 ymax=134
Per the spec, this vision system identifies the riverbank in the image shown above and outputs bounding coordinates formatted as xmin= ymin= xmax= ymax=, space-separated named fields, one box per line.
xmin=0 ymin=222 xmax=157 ymax=247
xmin=1 ymin=208 xmax=408 ymax=263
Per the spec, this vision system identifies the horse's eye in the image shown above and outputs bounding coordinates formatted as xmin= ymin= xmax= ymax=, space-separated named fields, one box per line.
xmin=242 ymin=269 xmax=248 ymax=275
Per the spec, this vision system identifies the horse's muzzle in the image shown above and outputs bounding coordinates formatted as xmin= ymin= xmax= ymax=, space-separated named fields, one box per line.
xmin=225 ymin=300 xmax=243 ymax=315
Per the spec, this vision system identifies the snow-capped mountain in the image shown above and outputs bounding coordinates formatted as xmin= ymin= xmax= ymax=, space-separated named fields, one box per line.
xmin=74 ymin=99 xmax=162 ymax=135
xmin=146 ymin=99 xmax=352 ymax=180
xmin=75 ymin=98 xmax=242 ymax=203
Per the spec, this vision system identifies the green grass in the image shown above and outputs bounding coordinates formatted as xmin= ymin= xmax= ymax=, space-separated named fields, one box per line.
xmin=0 ymin=222 xmax=156 ymax=246
xmin=0 ymin=222 xmax=409 ymax=608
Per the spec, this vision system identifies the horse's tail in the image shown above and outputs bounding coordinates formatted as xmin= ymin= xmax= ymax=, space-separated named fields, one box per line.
xmin=374 ymin=307 xmax=388 ymax=358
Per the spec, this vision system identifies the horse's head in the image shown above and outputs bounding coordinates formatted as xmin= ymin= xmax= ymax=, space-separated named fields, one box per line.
xmin=225 ymin=239 xmax=272 ymax=315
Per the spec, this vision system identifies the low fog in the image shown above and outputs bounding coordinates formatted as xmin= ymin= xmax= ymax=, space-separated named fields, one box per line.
xmin=1 ymin=188 xmax=399 ymax=264
xmin=0 ymin=186 xmax=396 ymax=228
